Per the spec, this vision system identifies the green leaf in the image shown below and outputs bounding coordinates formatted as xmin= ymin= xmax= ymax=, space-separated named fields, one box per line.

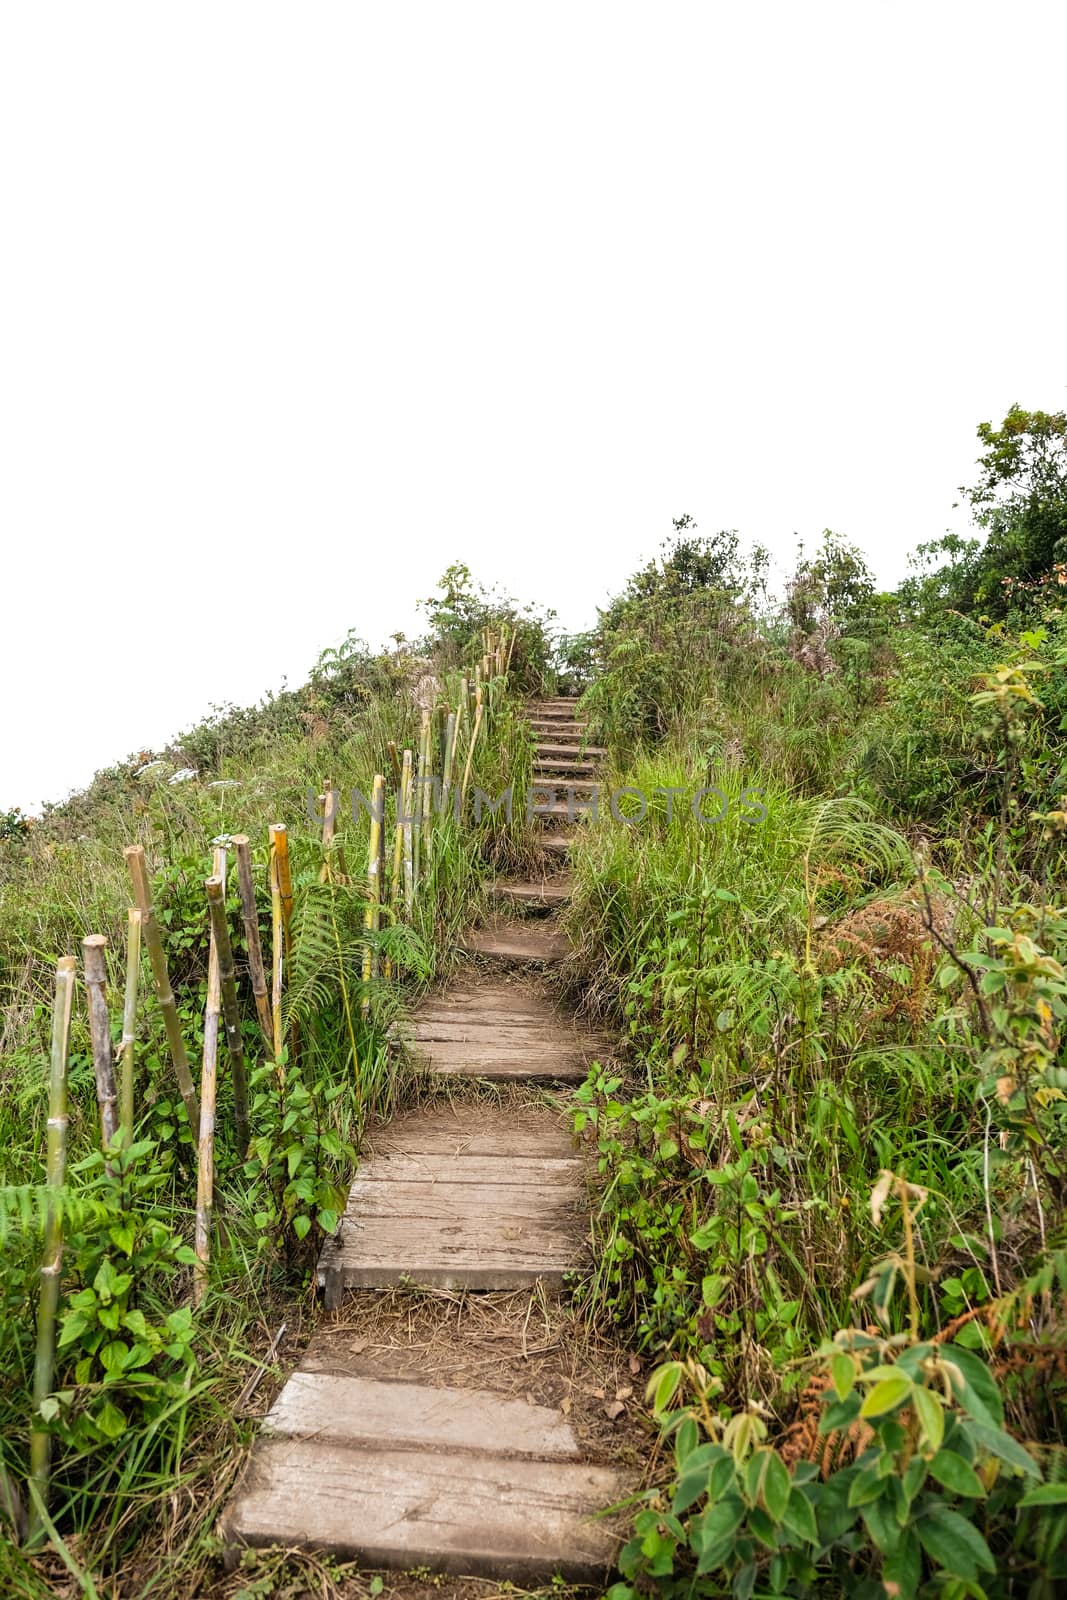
xmin=930 ymin=1449 xmax=986 ymax=1499
xmin=848 ymin=1466 xmax=886 ymax=1508
xmin=861 ymin=1495 xmax=902 ymax=1556
xmin=292 ymin=1214 xmax=312 ymax=1241
xmin=913 ymin=1384 xmax=945 ymax=1453
xmin=916 ymin=1505 xmax=996 ymax=1577
xmin=781 ymin=1488 xmax=818 ymax=1545
xmin=692 ymin=1493 xmax=746 ymax=1551
xmin=745 ymin=1449 xmax=790 ymax=1523
xmin=94 ymin=1400 xmax=127 ymax=1440
xmin=830 ymin=1352 xmax=855 ymax=1401
xmin=943 ymin=1345 xmax=1003 ymax=1427
xmin=316 ymin=1208 xmax=338 ymax=1234
xmin=859 ymin=1372 xmax=913 ymax=1418
xmin=882 ymin=1529 xmax=921 ymax=1594
xmin=1020 ymin=1483 xmax=1067 ymax=1507
xmin=968 ymin=1420 xmax=1040 ymax=1478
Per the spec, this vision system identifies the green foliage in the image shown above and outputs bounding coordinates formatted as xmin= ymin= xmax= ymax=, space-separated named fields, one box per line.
xmin=612 ymin=1331 xmax=1066 ymax=1599
xmin=902 ymin=406 xmax=1067 ymax=620
xmin=242 ymin=1057 xmax=354 ymax=1259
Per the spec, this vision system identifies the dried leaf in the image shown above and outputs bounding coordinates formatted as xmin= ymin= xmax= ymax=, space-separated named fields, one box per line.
xmin=604 ymin=1399 xmax=626 ymax=1421
xmin=615 ymin=1385 xmax=634 ymax=1402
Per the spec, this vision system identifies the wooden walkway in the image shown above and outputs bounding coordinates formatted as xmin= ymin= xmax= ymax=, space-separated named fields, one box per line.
xmin=222 ymin=699 xmax=626 ymax=1582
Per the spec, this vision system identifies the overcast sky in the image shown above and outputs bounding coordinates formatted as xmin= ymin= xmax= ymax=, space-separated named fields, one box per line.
xmin=3 ymin=2 xmax=1065 ymax=812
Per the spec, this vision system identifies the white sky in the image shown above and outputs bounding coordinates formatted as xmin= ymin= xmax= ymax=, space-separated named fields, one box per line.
xmin=3 ymin=2 xmax=1065 ymax=812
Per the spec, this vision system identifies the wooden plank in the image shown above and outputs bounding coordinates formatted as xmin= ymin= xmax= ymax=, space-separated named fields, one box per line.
xmin=223 ymin=1437 xmax=621 ymax=1581
xmin=463 ymin=927 xmax=569 ymax=961
xmin=531 ymin=801 xmax=597 ymax=821
xmin=370 ymin=1107 xmax=575 ymax=1159
xmin=532 ymin=758 xmax=597 ymax=772
xmin=541 ymin=835 xmax=574 ymax=855
xmin=491 ymin=878 xmax=572 ymax=904
xmin=536 ymin=743 xmax=606 ymax=755
xmin=344 ymin=1151 xmax=581 ymax=1183
xmin=409 ymin=1044 xmax=590 ymax=1081
xmin=263 ymin=1371 xmax=580 ymax=1458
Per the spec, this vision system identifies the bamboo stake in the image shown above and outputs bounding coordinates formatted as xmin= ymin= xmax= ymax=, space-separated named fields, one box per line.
xmin=460 ymin=684 xmax=484 ymax=806
xmin=414 ymin=708 xmax=430 ymax=889
xmin=401 ymin=748 xmax=415 ymax=915
xmin=441 ymin=712 xmax=457 ymax=803
xmin=194 ymin=871 xmax=223 ymax=1306
xmin=268 ymin=826 xmax=287 ymax=1063
xmin=193 ymin=844 xmax=226 ymax=1300
xmin=361 ymin=774 xmax=385 ymax=1018
xmin=119 ymin=908 xmax=142 ymax=1144
xmin=232 ymin=835 xmax=274 ymax=1051
xmin=206 ymin=875 xmax=250 ymax=1156
xmin=29 ymin=956 xmax=76 ymax=1537
xmin=271 ymin=824 xmax=294 ymax=956
xmin=386 ymin=740 xmax=402 ymax=789
xmin=418 ymin=707 xmax=432 ymax=829
xmin=504 ymin=621 xmax=516 ymax=677
xmin=319 ymin=781 xmax=338 ymax=884
xmin=82 ymin=936 xmax=118 ymax=1149
xmin=124 ymin=845 xmax=200 ymax=1137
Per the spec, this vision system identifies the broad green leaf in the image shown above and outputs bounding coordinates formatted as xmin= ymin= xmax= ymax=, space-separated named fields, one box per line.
xmin=94 ymin=1400 xmax=127 ymax=1440
xmin=917 ymin=1505 xmax=996 ymax=1577
xmin=830 ymin=1352 xmax=855 ymax=1401
xmin=1020 ymin=1483 xmax=1067 ymax=1507
xmin=882 ymin=1529 xmax=921 ymax=1594
xmin=930 ymin=1449 xmax=986 ymax=1499
xmin=859 ymin=1372 xmax=913 ymax=1418
xmin=781 ymin=1487 xmax=818 ymax=1544
xmin=968 ymin=1420 xmax=1040 ymax=1478
xmin=292 ymin=1213 xmax=312 ymax=1240
xmin=943 ymin=1345 xmax=1003 ymax=1427
xmin=848 ymin=1466 xmax=886 ymax=1508
xmin=913 ymin=1384 xmax=945 ymax=1453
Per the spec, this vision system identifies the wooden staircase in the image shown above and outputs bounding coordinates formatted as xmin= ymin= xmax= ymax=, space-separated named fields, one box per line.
xmin=221 ymin=698 xmax=626 ymax=1584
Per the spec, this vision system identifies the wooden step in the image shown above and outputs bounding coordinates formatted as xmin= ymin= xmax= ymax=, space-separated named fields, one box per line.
xmin=223 ymin=1433 xmax=620 ymax=1582
xmin=533 ymin=757 xmax=598 ymax=773
xmin=532 ymin=799 xmax=598 ymax=821
xmin=532 ymin=774 xmax=599 ymax=792
xmin=316 ymin=1103 xmax=586 ymax=1295
xmin=492 ymin=878 xmax=572 ymax=906
xmin=463 ymin=925 xmax=569 ymax=961
xmin=537 ymin=743 xmax=606 ymax=757
xmin=542 ymin=834 xmax=575 ymax=855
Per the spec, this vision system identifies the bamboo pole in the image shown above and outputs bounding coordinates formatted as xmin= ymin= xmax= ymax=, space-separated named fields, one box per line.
xmin=319 ymin=781 xmax=338 ymax=884
xmin=232 ymin=834 xmax=273 ymax=1050
xmin=361 ymin=774 xmax=385 ymax=1018
xmin=194 ymin=872 xmax=223 ymax=1306
xmin=401 ymin=748 xmax=415 ymax=915
xmin=271 ymin=824 xmax=294 ymax=955
xmin=206 ymin=875 xmax=250 ymax=1156
xmin=460 ymin=684 xmax=484 ymax=806
xmin=82 ymin=936 xmax=118 ymax=1149
xmin=268 ymin=826 xmax=287 ymax=1063
xmin=386 ymin=740 xmax=402 ymax=789
xmin=193 ymin=845 xmax=226 ymax=1301
xmin=28 ymin=956 xmax=76 ymax=1537
xmin=441 ymin=712 xmax=457 ymax=803
xmin=124 ymin=845 xmax=200 ymax=1137
xmin=504 ymin=621 xmax=516 ymax=677
xmin=119 ymin=908 xmax=142 ymax=1145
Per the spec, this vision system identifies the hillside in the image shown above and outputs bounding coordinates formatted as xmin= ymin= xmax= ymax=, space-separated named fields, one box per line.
xmin=2 ymin=487 xmax=1067 ymax=1598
